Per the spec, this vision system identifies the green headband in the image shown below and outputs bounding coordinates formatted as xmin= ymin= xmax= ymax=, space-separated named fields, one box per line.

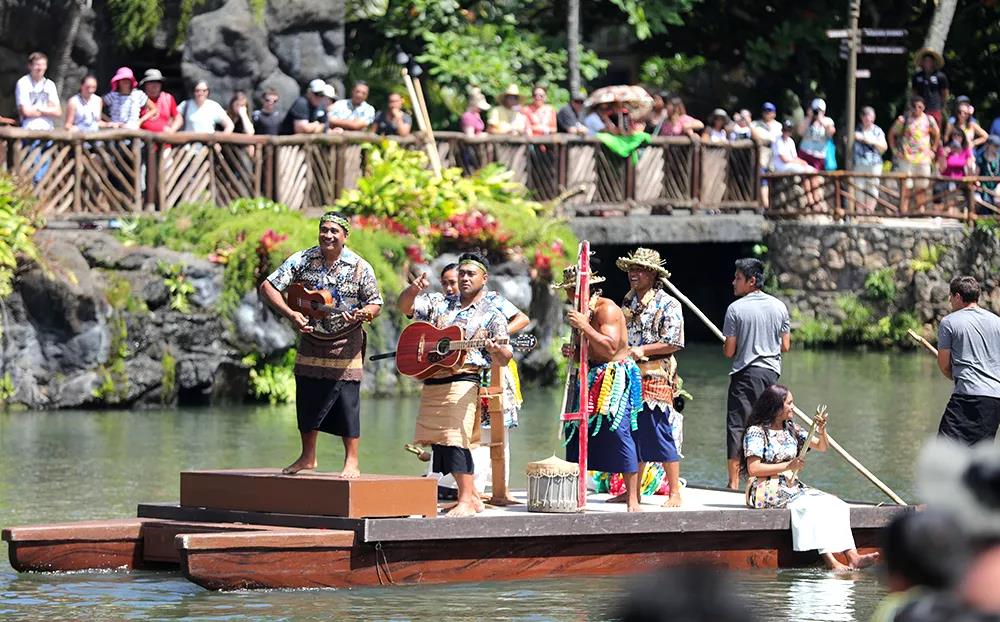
xmin=458 ymin=258 xmax=488 ymax=274
xmin=320 ymin=213 xmax=350 ymax=235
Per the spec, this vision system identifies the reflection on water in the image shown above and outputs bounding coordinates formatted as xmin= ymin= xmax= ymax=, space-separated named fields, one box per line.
xmin=0 ymin=345 xmax=947 ymax=620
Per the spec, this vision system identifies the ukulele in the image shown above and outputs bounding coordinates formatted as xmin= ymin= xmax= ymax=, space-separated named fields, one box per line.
xmin=781 ymin=404 xmax=828 ymax=484
xmin=389 ymin=321 xmax=537 ymax=380
xmin=285 ymin=283 xmax=355 ymax=320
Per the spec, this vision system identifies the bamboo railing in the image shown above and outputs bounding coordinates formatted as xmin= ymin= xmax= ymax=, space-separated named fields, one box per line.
xmin=0 ymin=128 xmax=761 ymax=217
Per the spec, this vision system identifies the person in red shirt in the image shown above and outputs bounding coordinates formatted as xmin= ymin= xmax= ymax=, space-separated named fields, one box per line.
xmin=139 ymin=68 xmax=177 ymax=133
xmin=523 ymin=85 xmax=556 ymax=136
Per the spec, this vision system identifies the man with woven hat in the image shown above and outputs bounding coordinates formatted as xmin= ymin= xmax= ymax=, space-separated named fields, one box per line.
xmin=260 ymin=211 xmax=384 ymax=478
xmin=398 ymin=252 xmax=513 ymax=517
xmin=557 ymin=265 xmax=644 ymax=512
xmin=487 ymin=84 xmax=527 ymax=135
xmin=912 ymin=48 xmax=949 ymax=128
xmin=617 ymin=248 xmax=685 ymax=507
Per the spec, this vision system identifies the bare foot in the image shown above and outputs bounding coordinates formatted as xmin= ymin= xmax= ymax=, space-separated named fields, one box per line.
xmin=627 ymin=500 xmax=643 ymax=513
xmin=663 ymin=492 xmax=682 ymax=508
xmin=282 ymin=457 xmax=317 ymax=475
xmin=606 ymin=491 xmax=634 ymax=504
xmin=849 ymin=552 xmax=880 ymax=569
xmin=445 ymin=500 xmax=479 ymax=517
xmin=339 ymin=461 xmax=360 ymax=479
xmin=473 ymin=498 xmax=486 ymax=513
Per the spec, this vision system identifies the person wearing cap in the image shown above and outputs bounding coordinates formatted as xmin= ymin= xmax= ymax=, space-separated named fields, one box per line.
xmin=15 ymin=51 xmax=61 ymax=131
xmin=703 ymin=108 xmax=730 ymax=143
xmin=102 ymin=67 xmax=156 ymax=130
xmin=487 ymin=84 xmax=527 ymax=135
xmin=752 ymin=103 xmax=783 ymax=206
xmin=557 ymin=265 xmax=644 ymax=512
xmin=170 ymin=81 xmax=233 ymax=134
xmin=889 ymin=95 xmax=940 ymax=213
xmin=398 ymin=253 xmax=512 ymax=517
xmin=935 ymin=276 xmax=1000 ymax=445
xmin=252 ymin=89 xmax=282 ymax=136
xmin=328 ymin=81 xmax=375 ymax=132
xmin=797 ymin=97 xmax=836 ymax=171
xmin=523 ymin=85 xmax=556 ymax=136
xmin=617 ymin=248 xmax=685 ymax=508
xmin=975 ymin=134 xmax=1000 ymax=210
xmin=911 ymin=48 xmax=949 ymax=128
xmin=371 ymin=92 xmax=412 ymax=136
xmin=139 ymin=69 xmax=178 ymax=133
xmin=260 ymin=211 xmax=384 ymax=479
xmin=722 ymin=257 xmax=790 ymax=490
xmin=280 ymin=79 xmax=329 ymax=135
xmin=852 ymin=106 xmax=887 ymax=214
xmin=556 ymin=89 xmax=588 ymax=135
xmin=461 ymin=87 xmax=490 ymax=136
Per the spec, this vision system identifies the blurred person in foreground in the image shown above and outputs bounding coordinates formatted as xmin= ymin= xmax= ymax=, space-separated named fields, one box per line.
xmin=613 ymin=565 xmax=755 ymax=622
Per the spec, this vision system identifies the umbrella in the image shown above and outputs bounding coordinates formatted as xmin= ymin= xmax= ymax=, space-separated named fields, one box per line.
xmin=584 ymin=85 xmax=654 ymax=119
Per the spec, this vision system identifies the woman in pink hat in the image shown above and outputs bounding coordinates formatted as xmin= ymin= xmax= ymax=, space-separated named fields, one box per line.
xmin=102 ymin=67 xmax=156 ymax=129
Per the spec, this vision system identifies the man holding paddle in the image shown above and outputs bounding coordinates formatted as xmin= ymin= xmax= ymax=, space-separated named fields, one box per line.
xmin=259 ymin=211 xmax=383 ymax=477
xmin=936 ymin=276 xmax=1000 ymax=444
xmin=397 ymin=252 xmax=512 ymax=517
xmin=723 ymin=258 xmax=790 ymax=490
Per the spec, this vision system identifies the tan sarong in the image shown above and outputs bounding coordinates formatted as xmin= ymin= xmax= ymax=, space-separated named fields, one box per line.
xmin=414 ymin=380 xmax=481 ymax=449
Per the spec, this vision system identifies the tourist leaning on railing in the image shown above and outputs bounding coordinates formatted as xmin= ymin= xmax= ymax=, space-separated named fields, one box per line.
xmin=328 ymin=81 xmax=375 ymax=132
xmin=65 ymin=75 xmax=112 ymax=133
xmin=852 ymin=106 xmax=887 ymax=214
xmin=889 ymin=96 xmax=940 ymax=214
xmin=15 ymin=51 xmax=61 ymax=131
xmin=703 ymin=108 xmax=730 ymax=143
xmin=103 ymin=67 xmax=156 ymax=130
xmin=523 ymin=85 xmax=556 ymax=137
xmin=227 ymin=90 xmax=255 ymax=135
xmin=139 ymin=69 xmax=178 ymax=133
xmin=371 ymin=92 xmax=412 ymax=137
xmin=171 ymin=81 xmax=233 ymax=134
xmin=659 ymin=96 xmax=702 ymax=138
xmin=461 ymin=87 xmax=489 ymax=136
xmin=740 ymin=384 xmax=879 ymax=571
xmin=252 ymin=89 xmax=282 ymax=136
xmin=487 ymin=84 xmax=528 ymax=135
xmin=282 ymin=80 xmax=329 ymax=135
xmin=556 ymin=90 xmax=588 ymax=135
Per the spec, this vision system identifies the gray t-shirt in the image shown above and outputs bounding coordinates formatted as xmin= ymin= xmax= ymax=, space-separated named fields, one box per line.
xmin=938 ymin=306 xmax=1000 ymax=399
xmin=723 ymin=290 xmax=790 ymax=375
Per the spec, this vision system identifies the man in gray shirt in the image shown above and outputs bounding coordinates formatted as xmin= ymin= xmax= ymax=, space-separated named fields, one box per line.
xmin=722 ymin=258 xmax=790 ymax=489
xmin=936 ymin=276 xmax=1000 ymax=444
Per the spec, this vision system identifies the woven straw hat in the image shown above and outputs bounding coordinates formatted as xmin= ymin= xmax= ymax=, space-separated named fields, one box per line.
xmin=553 ymin=265 xmax=605 ymax=289
xmin=914 ymin=47 xmax=945 ymax=70
xmin=616 ymin=247 xmax=671 ymax=279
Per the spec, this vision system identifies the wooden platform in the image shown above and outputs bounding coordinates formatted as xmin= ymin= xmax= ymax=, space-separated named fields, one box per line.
xmin=4 ymin=470 xmax=912 ymax=591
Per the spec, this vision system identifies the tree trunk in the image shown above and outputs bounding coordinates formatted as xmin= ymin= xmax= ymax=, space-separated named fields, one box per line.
xmin=923 ymin=0 xmax=959 ymax=52
xmin=567 ymin=0 xmax=580 ymax=94
xmin=50 ymin=0 xmax=86 ymax=96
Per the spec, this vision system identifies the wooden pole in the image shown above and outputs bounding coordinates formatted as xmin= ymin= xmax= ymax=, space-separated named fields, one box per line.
xmin=844 ymin=0 xmax=861 ymax=171
xmin=907 ymin=328 xmax=939 ymax=356
xmin=661 ymin=277 xmax=909 ymax=506
xmin=402 ymin=69 xmax=442 ymax=177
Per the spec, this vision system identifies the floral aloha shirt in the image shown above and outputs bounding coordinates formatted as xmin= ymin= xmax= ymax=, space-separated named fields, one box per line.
xmin=743 ymin=422 xmax=809 ymax=508
xmin=624 ymin=288 xmax=684 ymax=351
xmin=267 ymin=246 xmax=383 ymax=335
xmin=411 ymin=292 xmax=509 ymax=370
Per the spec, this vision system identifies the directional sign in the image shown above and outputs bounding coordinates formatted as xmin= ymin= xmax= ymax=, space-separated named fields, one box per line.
xmin=826 ymin=29 xmax=850 ymax=39
xmin=861 ymin=28 xmax=907 ymax=37
xmin=861 ymin=45 xmax=907 ymax=54
xmin=856 ymin=69 xmax=871 ymax=79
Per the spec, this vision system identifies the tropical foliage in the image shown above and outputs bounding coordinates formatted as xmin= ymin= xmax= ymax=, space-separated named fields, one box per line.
xmin=0 ymin=174 xmax=40 ymax=320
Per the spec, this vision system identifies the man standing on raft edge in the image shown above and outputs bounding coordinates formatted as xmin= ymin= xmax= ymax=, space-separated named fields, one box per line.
xmin=259 ymin=211 xmax=384 ymax=478
xmin=398 ymin=253 xmax=512 ymax=517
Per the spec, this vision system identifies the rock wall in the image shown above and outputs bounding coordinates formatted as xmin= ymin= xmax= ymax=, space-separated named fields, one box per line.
xmin=766 ymin=221 xmax=1000 ymax=326
xmin=0 ymin=0 xmax=346 ymax=119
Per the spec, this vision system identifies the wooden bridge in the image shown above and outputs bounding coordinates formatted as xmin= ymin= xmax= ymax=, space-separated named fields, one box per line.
xmin=0 ymin=128 xmax=761 ymax=217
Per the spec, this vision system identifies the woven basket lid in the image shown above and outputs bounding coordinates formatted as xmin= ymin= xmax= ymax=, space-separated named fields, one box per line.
xmin=525 ymin=455 xmax=579 ymax=477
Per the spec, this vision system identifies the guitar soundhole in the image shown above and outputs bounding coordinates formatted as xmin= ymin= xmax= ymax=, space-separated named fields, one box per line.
xmin=430 ymin=339 xmax=451 ymax=361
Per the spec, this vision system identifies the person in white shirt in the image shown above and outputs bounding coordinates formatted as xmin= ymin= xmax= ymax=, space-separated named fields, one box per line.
xmin=752 ymin=102 xmax=784 ymax=207
xmin=65 ymin=75 xmax=111 ymax=133
xmin=772 ymin=119 xmax=819 ymax=206
xmin=328 ymin=81 xmax=375 ymax=132
xmin=15 ymin=52 xmax=61 ymax=131
xmin=170 ymin=81 xmax=234 ymax=134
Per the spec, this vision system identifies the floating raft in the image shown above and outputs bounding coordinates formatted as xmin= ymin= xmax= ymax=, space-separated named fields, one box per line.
xmin=3 ymin=469 xmax=909 ymax=590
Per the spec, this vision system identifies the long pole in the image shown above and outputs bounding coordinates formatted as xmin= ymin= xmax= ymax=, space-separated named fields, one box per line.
xmin=844 ymin=0 xmax=861 ymax=171
xmin=661 ymin=278 xmax=908 ymax=506
xmin=401 ymin=70 xmax=442 ymax=177
xmin=906 ymin=328 xmax=939 ymax=356
xmin=567 ymin=0 xmax=581 ymax=95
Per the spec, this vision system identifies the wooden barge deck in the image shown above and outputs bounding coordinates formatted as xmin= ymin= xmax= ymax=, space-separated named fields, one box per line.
xmin=3 ymin=469 xmax=910 ymax=590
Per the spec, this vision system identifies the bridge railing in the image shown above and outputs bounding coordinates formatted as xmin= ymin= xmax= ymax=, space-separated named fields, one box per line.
xmin=764 ymin=171 xmax=1000 ymax=222
xmin=0 ymin=127 xmax=761 ymax=217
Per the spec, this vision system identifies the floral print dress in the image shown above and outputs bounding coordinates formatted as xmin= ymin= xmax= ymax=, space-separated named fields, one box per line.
xmin=743 ymin=422 xmax=809 ymax=508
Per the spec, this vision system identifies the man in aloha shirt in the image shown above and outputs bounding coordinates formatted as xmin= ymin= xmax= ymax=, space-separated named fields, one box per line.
xmin=618 ymin=247 xmax=686 ymax=507
xmin=260 ymin=212 xmax=383 ymax=478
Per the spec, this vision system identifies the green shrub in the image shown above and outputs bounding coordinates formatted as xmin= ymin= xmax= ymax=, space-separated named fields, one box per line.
xmin=863 ymin=267 xmax=897 ymax=303
xmin=245 ymin=349 xmax=296 ymax=405
xmin=795 ymin=317 xmax=837 ymax=346
xmin=911 ymin=244 xmax=945 ymax=273
xmin=161 ymin=349 xmax=176 ymax=403
xmin=0 ymin=174 xmax=40 ymax=303
xmin=157 ymin=262 xmax=195 ymax=313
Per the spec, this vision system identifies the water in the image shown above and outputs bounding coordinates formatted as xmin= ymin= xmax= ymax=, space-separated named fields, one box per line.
xmin=0 ymin=345 xmax=948 ymax=621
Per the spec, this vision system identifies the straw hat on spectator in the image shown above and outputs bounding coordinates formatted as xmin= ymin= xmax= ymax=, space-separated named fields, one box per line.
xmin=553 ymin=265 xmax=605 ymax=289
xmin=500 ymin=84 xmax=522 ymax=104
xmin=708 ymin=108 xmax=730 ymax=125
xmin=914 ymin=47 xmax=945 ymax=70
xmin=616 ymin=247 xmax=671 ymax=280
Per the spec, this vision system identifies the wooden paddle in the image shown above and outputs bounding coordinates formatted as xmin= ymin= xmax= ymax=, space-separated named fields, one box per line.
xmin=906 ymin=328 xmax=939 ymax=356
xmin=660 ymin=277 xmax=908 ymax=506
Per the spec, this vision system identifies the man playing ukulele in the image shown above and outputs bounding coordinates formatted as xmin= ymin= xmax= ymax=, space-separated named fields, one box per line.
xmin=259 ymin=211 xmax=383 ymax=478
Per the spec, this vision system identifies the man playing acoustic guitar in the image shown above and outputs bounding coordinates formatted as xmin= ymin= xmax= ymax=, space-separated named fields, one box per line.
xmin=259 ymin=211 xmax=383 ymax=478
xmin=398 ymin=253 xmax=513 ymax=517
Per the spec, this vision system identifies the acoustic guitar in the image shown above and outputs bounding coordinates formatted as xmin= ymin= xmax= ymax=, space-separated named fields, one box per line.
xmin=285 ymin=283 xmax=354 ymax=320
xmin=392 ymin=321 xmax=537 ymax=380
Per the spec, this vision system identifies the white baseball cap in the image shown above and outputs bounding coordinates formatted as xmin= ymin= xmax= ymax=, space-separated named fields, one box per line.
xmin=308 ymin=79 xmax=327 ymax=94
xmin=323 ymin=84 xmax=337 ymax=99
xmin=810 ymin=98 xmax=827 ymax=112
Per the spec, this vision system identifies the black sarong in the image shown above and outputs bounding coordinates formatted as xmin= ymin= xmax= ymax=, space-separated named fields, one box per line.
xmin=295 ymin=376 xmax=361 ymax=438
xmin=938 ymin=394 xmax=1000 ymax=445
